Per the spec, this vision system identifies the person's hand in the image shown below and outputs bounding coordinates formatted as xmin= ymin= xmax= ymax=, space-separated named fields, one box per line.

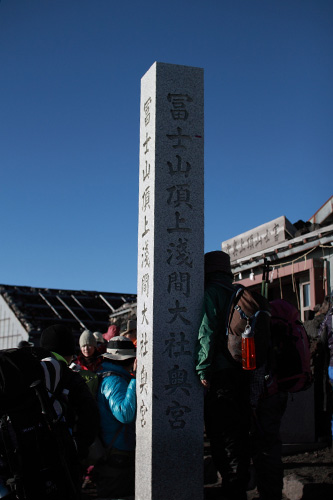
xmin=201 ymin=379 xmax=210 ymax=389
xmin=132 ymin=358 xmax=137 ymax=375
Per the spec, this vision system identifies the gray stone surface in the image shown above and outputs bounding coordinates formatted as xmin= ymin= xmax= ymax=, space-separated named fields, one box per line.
xmin=283 ymin=474 xmax=304 ymax=500
xmin=136 ymin=62 xmax=204 ymax=500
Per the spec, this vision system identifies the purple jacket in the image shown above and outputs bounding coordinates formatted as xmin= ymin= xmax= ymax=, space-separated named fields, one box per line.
xmin=318 ymin=307 xmax=333 ymax=367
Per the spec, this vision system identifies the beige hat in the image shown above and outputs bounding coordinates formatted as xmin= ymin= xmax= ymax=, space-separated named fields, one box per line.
xmin=79 ymin=330 xmax=97 ymax=348
xmin=120 ymin=320 xmax=137 ymax=336
xmin=102 ymin=336 xmax=136 ymax=361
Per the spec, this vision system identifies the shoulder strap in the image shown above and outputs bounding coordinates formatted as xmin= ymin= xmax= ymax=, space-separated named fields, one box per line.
xmin=209 ymin=280 xmax=244 ymax=334
xmin=35 ymin=356 xmax=68 ymax=423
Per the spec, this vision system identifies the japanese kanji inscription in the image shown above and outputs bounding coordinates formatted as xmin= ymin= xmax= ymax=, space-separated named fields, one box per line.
xmin=136 ymin=62 xmax=204 ymax=500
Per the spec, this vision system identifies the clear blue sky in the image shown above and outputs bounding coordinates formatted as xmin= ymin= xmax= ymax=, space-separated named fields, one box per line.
xmin=1 ymin=0 xmax=332 ymax=294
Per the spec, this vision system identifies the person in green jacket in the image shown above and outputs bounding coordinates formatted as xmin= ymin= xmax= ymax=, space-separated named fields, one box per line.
xmin=196 ymin=251 xmax=251 ymax=500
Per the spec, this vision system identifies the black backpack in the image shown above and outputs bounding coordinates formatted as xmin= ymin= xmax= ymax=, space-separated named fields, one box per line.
xmin=0 ymin=347 xmax=81 ymax=500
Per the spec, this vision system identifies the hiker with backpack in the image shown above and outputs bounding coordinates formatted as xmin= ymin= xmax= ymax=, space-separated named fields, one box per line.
xmin=195 ymin=250 xmax=313 ymax=500
xmin=92 ymin=335 xmax=137 ymax=499
xmin=40 ymin=325 xmax=100 ymax=463
xmin=195 ymin=250 xmax=254 ymax=500
xmin=249 ymin=295 xmax=312 ymax=500
xmin=0 ymin=324 xmax=99 ymax=499
xmin=40 ymin=325 xmax=100 ymax=499
xmin=70 ymin=329 xmax=105 ymax=490
xmin=0 ymin=343 xmax=81 ymax=500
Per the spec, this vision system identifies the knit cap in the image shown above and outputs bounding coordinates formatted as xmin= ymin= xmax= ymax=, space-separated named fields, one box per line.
xmin=204 ymin=250 xmax=232 ymax=276
xmin=79 ymin=330 xmax=97 ymax=348
xmin=40 ymin=324 xmax=76 ymax=356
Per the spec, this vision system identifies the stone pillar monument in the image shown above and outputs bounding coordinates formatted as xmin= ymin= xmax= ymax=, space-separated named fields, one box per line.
xmin=136 ymin=62 xmax=204 ymax=500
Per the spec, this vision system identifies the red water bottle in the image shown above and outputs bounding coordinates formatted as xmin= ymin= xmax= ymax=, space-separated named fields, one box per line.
xmin=241 ymin=324 xmax=256 ymax=370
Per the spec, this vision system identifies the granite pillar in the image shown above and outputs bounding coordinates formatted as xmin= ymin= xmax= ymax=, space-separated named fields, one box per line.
xmin=136 ymin=62 xmax=204 ymax=500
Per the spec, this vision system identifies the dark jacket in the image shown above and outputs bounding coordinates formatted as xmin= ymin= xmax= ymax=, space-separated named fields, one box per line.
xmin=52 ymin=352 xmax=100 ymax=459
xmin=195 ymin=271 xmax=235 ymax=382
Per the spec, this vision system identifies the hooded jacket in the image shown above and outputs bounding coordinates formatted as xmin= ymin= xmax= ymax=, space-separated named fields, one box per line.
xmin=98 ymin=360 xmax=136 ymax=451
xmin=195 ymin=271 xmax=235 ymax=382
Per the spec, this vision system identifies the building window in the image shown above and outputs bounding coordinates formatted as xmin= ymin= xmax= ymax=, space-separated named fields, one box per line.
xmin=300 ymin=282 xmax=311 ymax=321
xmin=302 ymin=283 xmax=311 ymax=308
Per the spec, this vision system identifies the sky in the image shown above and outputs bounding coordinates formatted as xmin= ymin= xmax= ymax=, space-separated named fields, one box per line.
xmin=0 ymin=0 xmax=332 ymax=295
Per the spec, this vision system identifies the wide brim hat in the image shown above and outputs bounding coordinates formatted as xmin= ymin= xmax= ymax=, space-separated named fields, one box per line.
xmin=120 ymin=320 xmax=137 ymax=337
xmin=102 ymin=336 xmax=136 ymax=361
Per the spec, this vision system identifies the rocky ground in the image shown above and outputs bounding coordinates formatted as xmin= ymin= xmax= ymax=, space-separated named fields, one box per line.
xmin=280 ymin=445 xmax=333 ymax=500
xmin=81 ymin=444 xmax=333 ymax=500
xmin=204 ymin=444 xmax=333 ymax=500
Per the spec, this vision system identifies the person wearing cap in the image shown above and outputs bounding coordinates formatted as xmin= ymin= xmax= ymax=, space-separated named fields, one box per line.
xmin=72 ymin=329 xmax=104 ymax=488
xmin=120 ymin=319 xmax=137 ymax=347
xmin=40 ymin=324 xmax=99 ymax=462
xmin=93 ymin=336 xmax=137 ymax=498
xmin=195 ymin=251 xmax=251 ymax=500
xmin=76 ymin=329 xmax=104 ymax=372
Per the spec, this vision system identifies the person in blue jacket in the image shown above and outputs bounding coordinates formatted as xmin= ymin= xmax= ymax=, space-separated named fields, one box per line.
xmin=94 ymin=335 xmax=137 ymax=498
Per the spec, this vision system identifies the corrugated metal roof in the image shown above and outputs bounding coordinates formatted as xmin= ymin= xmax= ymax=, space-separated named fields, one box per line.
xmin=0 ymin=284 xmax=137 ymax=340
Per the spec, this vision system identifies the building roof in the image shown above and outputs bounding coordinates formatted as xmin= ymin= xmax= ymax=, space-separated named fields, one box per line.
xmin=222 ymin=196 xmax=333 ymax=274
xmin=0 ymin=284 xmax=136 ymax=340
xmin=230 ymin=222 xmax=333 ymax=274
xmin=308 ymin=195 xmax=333 ymax=226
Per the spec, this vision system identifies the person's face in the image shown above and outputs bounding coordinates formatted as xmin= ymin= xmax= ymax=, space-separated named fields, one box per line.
xmin=81 ymin=344 xmax=95 ymax=357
